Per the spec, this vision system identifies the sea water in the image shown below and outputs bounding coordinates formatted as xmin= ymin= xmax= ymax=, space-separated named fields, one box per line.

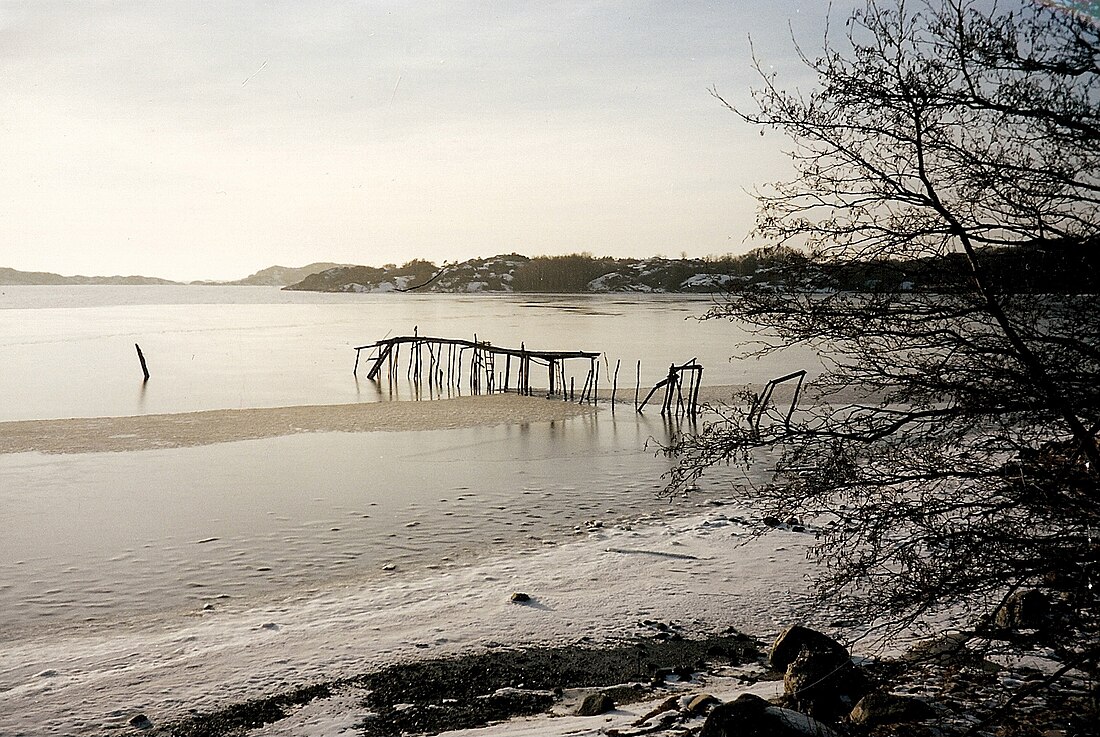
xmin=0 ymin=287 xmax=816 ymax=639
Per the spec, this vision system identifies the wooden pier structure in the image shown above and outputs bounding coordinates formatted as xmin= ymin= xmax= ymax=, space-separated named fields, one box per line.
xmin=353 ymin=332 xmax=703 ymax=416
xmin=354 ymin=333 xmax=605 ymax=401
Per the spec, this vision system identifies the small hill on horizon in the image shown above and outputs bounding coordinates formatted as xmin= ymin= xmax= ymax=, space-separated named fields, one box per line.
xmin=0 ymin=262 xmax=348 ymax=287
xmin=0 ymin=266 xmax=180 ymax=286
xmin=215 ymin=262 xmax=351 ymax=287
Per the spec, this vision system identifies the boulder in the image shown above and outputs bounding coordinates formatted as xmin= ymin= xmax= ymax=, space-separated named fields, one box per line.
xmin=686 ymin=692 xmax=720 ymax=714
xmin=849 ymin=692 xmax=937 ymax=726
xmin=575 ymin=692 xmax=615 ymax=716
xmin=769 ymin=625 xmax=849 ymax=672
xmin=128 ymin=714 xmax=154 ymax=730
xmin=784 ymin=647 xmax=870 ymax=720
xmin=993 ymin=589 xmax=1050 ymax=630
xmin=700 ymin=693 xmax=840 ymax=737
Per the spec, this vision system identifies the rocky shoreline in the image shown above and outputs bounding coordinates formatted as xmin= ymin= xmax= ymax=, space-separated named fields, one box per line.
xmin=148 ymin=631 xmax=759 ymax=736
xmin=139 ymin=620 xmax=1096 ymax=737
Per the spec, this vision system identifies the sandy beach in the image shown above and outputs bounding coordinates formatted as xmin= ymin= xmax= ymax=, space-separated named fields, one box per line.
xmin=0 ymin=382 xmax=861 ymax=457
xmin=0 ymin=393 xmax=600 ymax=455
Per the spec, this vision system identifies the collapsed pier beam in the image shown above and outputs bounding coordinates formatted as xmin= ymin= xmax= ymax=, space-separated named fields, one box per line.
xmin=354 ymin=334 xmax=602 ymax=401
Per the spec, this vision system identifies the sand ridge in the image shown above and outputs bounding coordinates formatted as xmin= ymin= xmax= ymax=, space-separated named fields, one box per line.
xmin=0 ymin=383 xmax=879 ymax=456
xmin=0 ymin=394 xmax=600 ymax=456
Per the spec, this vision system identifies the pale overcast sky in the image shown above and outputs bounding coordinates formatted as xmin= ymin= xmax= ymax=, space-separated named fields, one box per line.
xmin=2 ymin=1 xmax=854 ymax=281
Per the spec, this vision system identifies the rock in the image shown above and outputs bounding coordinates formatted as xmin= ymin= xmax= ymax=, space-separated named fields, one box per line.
xmin=700 ymin=693 xmax=840 ymax=737
xmin=673 ymin=665 xmax=694 ymax=681
xmin=575 ymin=692 xmax=615 ymax=716
xmin=128 ymin=714 xmax=154 ymax=730
xmin=201 ymin=603 xmax=215 ymax=611
xmin=850 ymin=692 xmax=936 ymax=726
xmin=634 ymin=695 xmax=680 ymax=726
xmin=769 ymin=625 xmax=849 ymax=672
xmin=510 ymin=592 xmax=531 ymax=603
xmin=762 ymin=516 xmax=782 ymax=527
xmin=902 ymin=632 xmax=972 ymax=665
xmin=784 ymin=647 xmax=870 ymax=720
xmin=686 ymin=692 xmax=719 ymax=714
xmin=993 ymin=589 xmax=1050 ymax=630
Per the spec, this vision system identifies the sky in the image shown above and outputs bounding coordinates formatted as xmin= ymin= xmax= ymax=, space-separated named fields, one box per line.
xmin=1 ymin=1 xmax=854 ymax=281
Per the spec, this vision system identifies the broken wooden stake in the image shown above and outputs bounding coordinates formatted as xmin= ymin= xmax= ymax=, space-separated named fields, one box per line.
xmin=135 ymin=343 xmax=150 ymax=382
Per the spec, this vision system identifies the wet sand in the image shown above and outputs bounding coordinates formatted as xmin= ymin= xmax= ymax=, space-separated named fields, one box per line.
xmin=0 ymin=394 xmax=599 ymax=455
xmin=0 ymin=382 xmax=880 ymax=456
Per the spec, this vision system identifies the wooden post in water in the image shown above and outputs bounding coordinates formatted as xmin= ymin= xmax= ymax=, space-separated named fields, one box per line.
xmin=691 ymin=366 xmax=703 ymax=417
xmin=592 ymin=357 xmax=600 ymax=404
xmin=135 ymin=343 xmax=150 ymax=382
xmin=611 ymin=359 xmax=620 ymax=407
xmin=661 ymin=363 xmax=675 ymax=415
xmin=520 ymin=343 xmax=527 ymax=395
xmin=634 ymin=361 xmax=641 ymax=410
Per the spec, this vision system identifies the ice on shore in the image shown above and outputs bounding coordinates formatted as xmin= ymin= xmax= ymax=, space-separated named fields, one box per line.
xmin=0 ymin=509 xmax=815 ymax=736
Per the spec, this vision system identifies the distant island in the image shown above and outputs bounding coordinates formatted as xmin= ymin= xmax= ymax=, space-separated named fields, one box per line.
xmin=284 ymin=253 xmax=763 ymax=294
xmin=3 ymin=246 xmax=1079 ymax=293
xmin=0 ymin=262 xmax=346 ymax=288
xmin=0 ymin=266 xmax=180 ymax=286
xmin=283 ymin=248 xmax=1089 ymax=294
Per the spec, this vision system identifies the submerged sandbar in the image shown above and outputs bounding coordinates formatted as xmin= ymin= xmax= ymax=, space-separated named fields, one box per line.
xmin=0 ymin=394 xmax=599 ymax=456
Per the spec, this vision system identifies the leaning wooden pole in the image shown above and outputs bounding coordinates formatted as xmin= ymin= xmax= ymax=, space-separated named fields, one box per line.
xmin=135 ymin=343 xmax=150 ymax=382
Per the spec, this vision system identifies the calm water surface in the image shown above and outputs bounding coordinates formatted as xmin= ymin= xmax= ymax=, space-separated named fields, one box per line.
xmin=0 ymin=286 xmax=818 ymax=421
xmin=0 ymin=287 xmax=811 ymax=638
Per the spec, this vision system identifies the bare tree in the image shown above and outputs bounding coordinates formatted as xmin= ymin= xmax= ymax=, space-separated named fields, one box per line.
xmin=671 ymin=0 xmax=1100 ymax=640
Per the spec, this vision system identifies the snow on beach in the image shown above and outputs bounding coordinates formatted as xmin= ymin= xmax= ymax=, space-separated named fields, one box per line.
xmin=0 ymin=502 xmax=816 ymax=736
xmin=0 ymin=391 xmax=848 ymax=736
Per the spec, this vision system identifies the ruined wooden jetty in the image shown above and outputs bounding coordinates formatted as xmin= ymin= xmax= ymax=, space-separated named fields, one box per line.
xmin=354 ymin=333 xmax=604 ymax=401
xmin=354 ymin=332 xmax=703 ymax=416
xmin=635 ymin=359 xmax=703 ymax=418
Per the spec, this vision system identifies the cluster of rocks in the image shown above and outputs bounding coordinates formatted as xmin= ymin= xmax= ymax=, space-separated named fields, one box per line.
xmin=697 ymin=625 xmax=934 ymax=736
xmin=576 ymin=625 xmax=932 ymax=737
xmin=557 ymin=625 xmax=936 ymax=737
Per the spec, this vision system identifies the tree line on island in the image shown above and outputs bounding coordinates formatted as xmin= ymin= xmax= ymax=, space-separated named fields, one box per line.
xmin=4 ymin=245 xmax=1089 ymax=294
xmin=280 ymin=246 xmax=1091 ymax=294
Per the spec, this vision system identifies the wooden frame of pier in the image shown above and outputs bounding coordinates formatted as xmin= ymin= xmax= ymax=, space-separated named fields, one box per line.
xmin=354 ymin=333 xmax=604 ymax=402
xmin=635 ymin=359 xmax=703 ymax=418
